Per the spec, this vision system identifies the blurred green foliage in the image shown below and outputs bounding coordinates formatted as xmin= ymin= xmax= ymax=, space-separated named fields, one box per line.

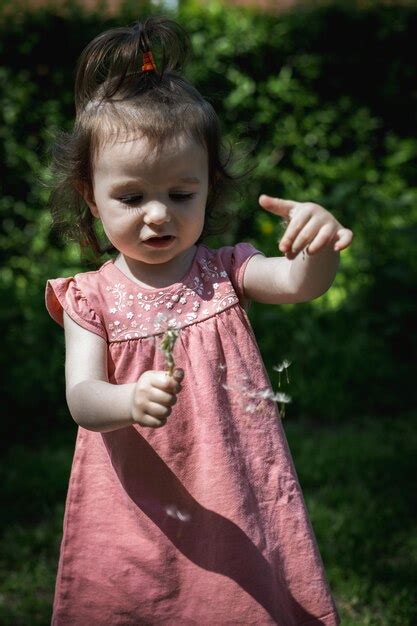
xmin=0 ymin=0 xmax=416 ymax=444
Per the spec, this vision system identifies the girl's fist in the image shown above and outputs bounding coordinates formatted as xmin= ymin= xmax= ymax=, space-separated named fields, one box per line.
xmin=131 ymin=368 xmax=184 ymax=428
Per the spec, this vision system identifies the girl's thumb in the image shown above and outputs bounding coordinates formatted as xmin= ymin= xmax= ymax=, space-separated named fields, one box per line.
xmin=173 ymin=368 xmax=184 ymax=380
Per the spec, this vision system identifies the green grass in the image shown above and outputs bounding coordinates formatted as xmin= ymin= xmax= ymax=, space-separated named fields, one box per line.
xmin=0 ymin=415 xmax=416 ymax=625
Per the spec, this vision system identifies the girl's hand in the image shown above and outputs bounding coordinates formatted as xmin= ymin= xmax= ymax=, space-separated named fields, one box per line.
xmin=258 ymin=194 xmax=354 ymax=260
xmin=131 ymin=368 xmax=184 ymax=428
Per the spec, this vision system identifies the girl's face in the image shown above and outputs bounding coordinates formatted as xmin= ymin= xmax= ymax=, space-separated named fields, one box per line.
xmin=84 ymin=133 xmax=209 ymax=268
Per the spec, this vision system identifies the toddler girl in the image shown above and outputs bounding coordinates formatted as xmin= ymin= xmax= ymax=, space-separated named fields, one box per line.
xmin=46 ymin=15 xmax=352 ymax=626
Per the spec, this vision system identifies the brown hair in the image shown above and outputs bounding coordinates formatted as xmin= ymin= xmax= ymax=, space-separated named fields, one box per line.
xmin=48 ymin=15 xmax=248 ymax=260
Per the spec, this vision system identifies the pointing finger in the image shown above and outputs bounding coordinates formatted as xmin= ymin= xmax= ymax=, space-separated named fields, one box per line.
xmin=258 ymin=194 xmax=297 ymax=219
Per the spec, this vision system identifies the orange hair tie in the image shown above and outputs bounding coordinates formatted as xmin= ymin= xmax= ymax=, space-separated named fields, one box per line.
xmin=141 ymin=50 xmax=157 ymax=73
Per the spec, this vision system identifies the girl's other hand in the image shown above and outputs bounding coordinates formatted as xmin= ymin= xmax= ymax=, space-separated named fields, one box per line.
xmin=131 ymin=368 xmax=184 ymax=428
xmin=258 ymin=194 xmax=354 ymax=259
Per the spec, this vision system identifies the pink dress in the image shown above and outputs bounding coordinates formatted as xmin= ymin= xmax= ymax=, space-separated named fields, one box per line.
xmin=45 ymin=242 xmax=340 ymax=626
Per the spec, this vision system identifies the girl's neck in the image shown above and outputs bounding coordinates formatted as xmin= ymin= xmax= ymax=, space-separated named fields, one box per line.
xmin=113 ymin=245 xmax=198 ymax=289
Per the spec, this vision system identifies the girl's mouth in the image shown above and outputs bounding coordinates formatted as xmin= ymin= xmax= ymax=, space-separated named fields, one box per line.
xmin=143 ymin=235 xmax=175 ymax=248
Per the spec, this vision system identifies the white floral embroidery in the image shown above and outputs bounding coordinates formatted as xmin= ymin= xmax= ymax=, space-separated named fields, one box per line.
xmin=104 ymin=250 xmax=248 ymax=341
xmin=200 ymin=258 xmax=218 ymax=279
xmin=190 ymin=277 xmax=204 ymax=295
xmin=106 ymin=283 xmax=127 ymax=312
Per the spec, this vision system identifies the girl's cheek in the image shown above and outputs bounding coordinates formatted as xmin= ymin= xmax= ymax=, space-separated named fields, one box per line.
xmin=113 ymin=218 xmax=137 ymax=238
xmin=101 ymin=212 xmax=129 ymax=238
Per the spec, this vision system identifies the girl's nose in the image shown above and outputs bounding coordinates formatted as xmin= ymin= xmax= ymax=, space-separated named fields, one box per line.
xmin=143 ymin=201 xmax=171 ymax=225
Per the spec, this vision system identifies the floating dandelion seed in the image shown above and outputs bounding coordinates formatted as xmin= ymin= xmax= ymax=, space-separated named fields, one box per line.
xmin=216 ymin=362 xmax=228 ymax=384
xmin=273 ymin=392 xmax=291 ymax=403
xmin=165 ymin=505 xmax=191 ymax=523
xmin=273 ymin=359 xmax=292 ymax=386
xmin=165 ymin=504 xmax=191 ymax=539
xmin=222 ymin=374 xmax=291 ymax=423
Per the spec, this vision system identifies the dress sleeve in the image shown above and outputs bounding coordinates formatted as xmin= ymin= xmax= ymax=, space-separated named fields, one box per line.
xmin=220 ymin=242 xmax=265 ymax=309
xmin=45 ymin=277 xmax=107 ymax=340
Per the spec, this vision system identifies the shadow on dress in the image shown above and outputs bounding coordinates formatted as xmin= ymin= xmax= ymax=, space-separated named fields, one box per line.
xmin=102 ymin=426 xmax=329 ymax=625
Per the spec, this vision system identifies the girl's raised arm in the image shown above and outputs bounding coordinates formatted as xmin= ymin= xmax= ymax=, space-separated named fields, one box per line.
xmin=243 ymin=246 xmax=339 ymax=305
xmin=243 ymin=194 xmax=353 ymax=305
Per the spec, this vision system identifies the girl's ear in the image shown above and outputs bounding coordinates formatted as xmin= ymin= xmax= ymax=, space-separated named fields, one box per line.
xmin=74 ymin=181 xmax=99 ymax=218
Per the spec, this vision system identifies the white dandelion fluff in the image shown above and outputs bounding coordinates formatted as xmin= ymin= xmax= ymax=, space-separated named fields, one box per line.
xmin=273 ymin=359 xmax=292 ymax=385
xmin=165 ymin=505 xmax=191 ymax=523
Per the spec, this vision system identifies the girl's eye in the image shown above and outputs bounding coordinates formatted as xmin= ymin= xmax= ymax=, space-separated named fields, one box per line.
xmin=170 ymin=193 xmax=194 ymax=202
xmin=120 ymin=196 xmax=142 ymax=205
xmin=119 ymin=194 xmax=194 ymax=205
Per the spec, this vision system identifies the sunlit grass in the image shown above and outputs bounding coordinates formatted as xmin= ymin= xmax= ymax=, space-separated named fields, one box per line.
xmin=0 ymin=415 xmax=415 ymax=625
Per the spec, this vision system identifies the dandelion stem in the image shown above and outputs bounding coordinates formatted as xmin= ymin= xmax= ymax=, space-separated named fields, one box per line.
xmin=160 ymin=330 xmax=179 ymax=376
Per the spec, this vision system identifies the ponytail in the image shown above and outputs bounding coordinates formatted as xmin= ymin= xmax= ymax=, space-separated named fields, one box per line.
xmin=74 ymin=15 xmax=190 ymax=114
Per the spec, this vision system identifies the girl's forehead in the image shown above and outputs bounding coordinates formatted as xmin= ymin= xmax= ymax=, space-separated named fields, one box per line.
xmin=95 ymin=133 xmax=206 ymax=172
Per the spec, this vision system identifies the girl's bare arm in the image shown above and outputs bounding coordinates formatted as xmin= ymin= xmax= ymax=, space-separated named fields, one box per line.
xmin=243 ymin=246 xmax=340 ymax=305
xmin=63 ymin=311 xmax=136 ymax=433
xmin=63 ymin=312 xmax=183 ymax=433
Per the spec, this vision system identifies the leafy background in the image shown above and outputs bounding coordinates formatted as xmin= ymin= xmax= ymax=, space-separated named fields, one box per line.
xmin=0 ymin=0 xmax=416 ymax=623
